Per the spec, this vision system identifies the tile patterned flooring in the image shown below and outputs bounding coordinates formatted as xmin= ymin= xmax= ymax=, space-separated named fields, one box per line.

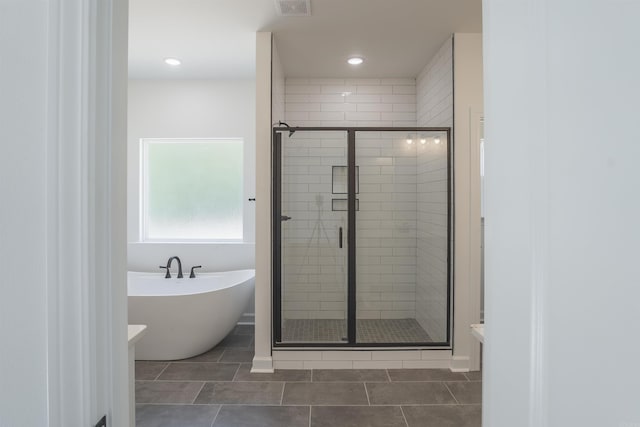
xmin=135 ymin=325 xmax=481 ymax=427
xmin=281 ymin=318 xmax=433 ymax=343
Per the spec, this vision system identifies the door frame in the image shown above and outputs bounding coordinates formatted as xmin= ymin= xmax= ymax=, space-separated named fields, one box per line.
xmin=46 ymin=0 xmax=129 ymax=425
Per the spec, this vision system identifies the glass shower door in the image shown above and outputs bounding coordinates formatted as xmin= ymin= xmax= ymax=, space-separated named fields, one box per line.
xmin=275 ymin=129 xmax=349 ymax=344
xmin=355 ymin=130 xmax=450 ymax=345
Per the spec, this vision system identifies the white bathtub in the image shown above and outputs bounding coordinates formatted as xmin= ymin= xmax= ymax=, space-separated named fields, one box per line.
xmin=128 ymin=269 xmax=254 ymax=360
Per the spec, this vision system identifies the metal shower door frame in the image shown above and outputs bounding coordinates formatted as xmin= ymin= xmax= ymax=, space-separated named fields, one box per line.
xmin=272 ymin=126 xmax=452 ymax=348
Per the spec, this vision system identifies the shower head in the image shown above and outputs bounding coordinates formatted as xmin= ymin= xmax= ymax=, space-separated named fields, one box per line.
xmin=278 ymin=121 xmax=296 ymax=137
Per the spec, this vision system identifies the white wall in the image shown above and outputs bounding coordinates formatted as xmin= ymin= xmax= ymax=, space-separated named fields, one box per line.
xmin=127 ymin=79 xmax=256 ymax=273
xmin=415 ymin=37 xmax=453 ymax=341
xmin=105 ymin=1 xmax=131 ymax=424
xmin=1 ymin=3 xmax=51 ymax=424
xmin=253 ymin=32 xmax=275 ymax=372
xmin=483 ymin=1 xmax=640 ymax=425
xmin=451 ymin=33 xmax=484 ymax=371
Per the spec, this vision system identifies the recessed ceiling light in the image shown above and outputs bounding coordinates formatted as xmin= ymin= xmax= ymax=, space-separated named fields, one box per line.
xmin=164 ymin=58 xmax=181 ymax=66
xmin=347 ymin=57 xmax=364 ymax=65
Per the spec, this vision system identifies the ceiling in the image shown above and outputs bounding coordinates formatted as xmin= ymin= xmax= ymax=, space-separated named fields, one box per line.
xmin=128 ymin=0 xmax=482 ymax=80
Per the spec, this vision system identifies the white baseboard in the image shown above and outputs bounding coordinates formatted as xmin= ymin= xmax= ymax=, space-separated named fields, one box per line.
xmin=270 ymin=349 xmax=454 ymax=370
xmin=450 ymin=355 xmax=471 ymax=372
xmin=251 ymin=356 xmax=274 ymax=373
xmin=238 ymin=313 xmax=256 ymax=325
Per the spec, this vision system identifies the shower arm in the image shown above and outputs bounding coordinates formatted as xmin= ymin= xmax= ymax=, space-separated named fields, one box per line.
xmin=276 ymin=121 xmax=296 ymax=137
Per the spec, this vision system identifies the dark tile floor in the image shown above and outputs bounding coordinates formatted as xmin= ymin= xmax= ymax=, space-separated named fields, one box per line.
xmin=135 ymin=325 xmax=482 ymax=427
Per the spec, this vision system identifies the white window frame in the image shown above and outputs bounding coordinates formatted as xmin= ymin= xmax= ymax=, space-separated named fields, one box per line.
xmin=139 ymin=137 xmax=244 ymax=243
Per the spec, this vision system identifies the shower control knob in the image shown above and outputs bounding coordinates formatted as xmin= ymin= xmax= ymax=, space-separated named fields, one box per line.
xmin=281 ymin=215 xmax=292 ymax=221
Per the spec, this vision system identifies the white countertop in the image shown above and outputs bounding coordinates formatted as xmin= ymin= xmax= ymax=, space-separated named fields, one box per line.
xmin=128 ymin=324 xmax=147 ymax=347
xmin=470 ymin=323 xmax=484 ymax=343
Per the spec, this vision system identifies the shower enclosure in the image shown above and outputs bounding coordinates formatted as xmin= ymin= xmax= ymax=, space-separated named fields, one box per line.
xmin=273 ymin=127 xmax=452 ymax=347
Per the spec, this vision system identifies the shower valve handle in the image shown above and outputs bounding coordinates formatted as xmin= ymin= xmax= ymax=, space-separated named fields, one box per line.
xmin=281 ymin=215 xmax=292 ymax=221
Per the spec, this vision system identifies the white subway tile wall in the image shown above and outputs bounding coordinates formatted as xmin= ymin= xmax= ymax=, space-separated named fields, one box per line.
xmin=415 ymin=38 xmax=453 ymax=342
xmin=355 ymin=131 xmax=417 ymax=321
xmin=281 ymin=130 xmax=349 ymax=321
xmin=282 ymin=79 xmax=421 ymax=322
xmin=284 ymin=78 xmax=416 ymax=128
xmin=417 ymin=38 xmax=453 ymax=128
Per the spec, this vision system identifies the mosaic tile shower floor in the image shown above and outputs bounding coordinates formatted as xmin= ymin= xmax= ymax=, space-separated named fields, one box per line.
xmin=281 ymin=318 xmax=432 ymax=343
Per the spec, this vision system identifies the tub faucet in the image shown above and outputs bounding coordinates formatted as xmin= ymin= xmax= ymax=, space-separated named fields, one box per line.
xmin=159 ymin=256 xmax=183 ymax=278
xmin=190 ymin=266 xmax=202 ymax=278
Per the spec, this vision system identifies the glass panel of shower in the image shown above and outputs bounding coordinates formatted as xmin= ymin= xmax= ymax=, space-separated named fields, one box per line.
xmin=355 ymin=130 xmax=450 ymax=345
xmin=273 ymin=127 xmax=451 ymax=347
xmin=274 ymin=129 xmax=350 ymax=344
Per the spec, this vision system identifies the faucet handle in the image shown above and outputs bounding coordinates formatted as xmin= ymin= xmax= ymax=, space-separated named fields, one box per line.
xmin=189 ymin=266 xmax=202 ymax=278
xmin=159 ymin=266 xmax=171 ymax=279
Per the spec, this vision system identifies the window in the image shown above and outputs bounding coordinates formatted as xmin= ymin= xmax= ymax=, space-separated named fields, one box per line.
xmin=141 ymin=138 xmax=243 ymax=241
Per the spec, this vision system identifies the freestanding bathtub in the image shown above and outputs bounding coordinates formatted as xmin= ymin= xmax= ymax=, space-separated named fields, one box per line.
xmin=128 ymin=269 xmax=254 ymax=360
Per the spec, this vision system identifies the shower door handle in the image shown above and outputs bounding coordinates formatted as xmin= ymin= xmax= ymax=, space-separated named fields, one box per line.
xmin=281 ymin=215 xmax=292 ymax=221
xmin=339 ymin=227 xmax=343 ymax=248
